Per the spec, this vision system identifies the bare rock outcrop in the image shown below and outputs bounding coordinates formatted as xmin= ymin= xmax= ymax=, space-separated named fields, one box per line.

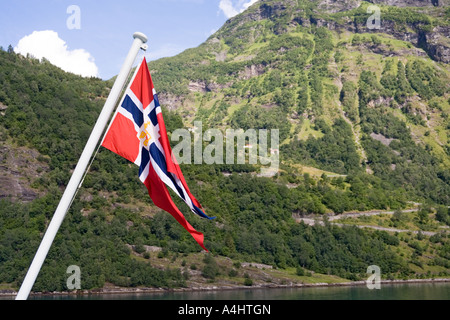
xmin=0 ymin=142 xmax=49 ymax=202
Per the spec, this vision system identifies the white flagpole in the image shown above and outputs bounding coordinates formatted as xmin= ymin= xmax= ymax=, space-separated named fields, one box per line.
xmin=15 ymin=32 xmax=148 ymax=300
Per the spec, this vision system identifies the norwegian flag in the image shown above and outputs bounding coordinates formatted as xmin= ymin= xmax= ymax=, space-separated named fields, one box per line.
xmin=102 ymin=58 xmax=213 ymax=251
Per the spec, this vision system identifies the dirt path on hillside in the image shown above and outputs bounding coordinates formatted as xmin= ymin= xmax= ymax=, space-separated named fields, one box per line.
xmin=295 ymin=208 xmax=448 ymax=236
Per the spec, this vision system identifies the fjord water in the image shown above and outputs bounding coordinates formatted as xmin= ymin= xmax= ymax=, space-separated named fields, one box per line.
xmin=25 ymin=282 xmax=450 ymax=300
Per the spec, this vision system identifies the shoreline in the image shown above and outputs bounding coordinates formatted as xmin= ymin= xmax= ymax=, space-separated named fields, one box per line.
xmin=1 ymin=277 xmax=449 ymax=298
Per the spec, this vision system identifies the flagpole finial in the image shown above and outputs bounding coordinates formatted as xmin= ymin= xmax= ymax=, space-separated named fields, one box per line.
xmin=133 ymin=32 xmax=148 ymax=44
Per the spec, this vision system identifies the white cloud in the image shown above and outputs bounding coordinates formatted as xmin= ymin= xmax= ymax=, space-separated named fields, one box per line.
xmin=14 ymin=30 xmax=99 ymax=78
xmin=219 ymin=0 xmax=259 ymax=19
xmin=242 ymin=0 xmax=259 ymax=10
xmin=219 ymin=0 xmax=239 ymax=18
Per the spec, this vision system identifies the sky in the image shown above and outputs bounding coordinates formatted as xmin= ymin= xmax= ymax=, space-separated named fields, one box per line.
xmin=0 ymin=0 xmax=259 ymax=79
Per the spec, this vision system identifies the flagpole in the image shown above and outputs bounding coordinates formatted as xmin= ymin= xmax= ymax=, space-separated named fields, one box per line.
xmin=15 ymin=32 xmax=148 ymax=300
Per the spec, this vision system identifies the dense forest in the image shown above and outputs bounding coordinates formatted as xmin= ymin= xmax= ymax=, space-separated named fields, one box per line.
xmin=1 ymin=0 xmax=449 ymax=292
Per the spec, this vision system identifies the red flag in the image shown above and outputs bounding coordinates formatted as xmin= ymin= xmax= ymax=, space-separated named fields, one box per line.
xmin=102 ymin=58 xmax=211 ymax=251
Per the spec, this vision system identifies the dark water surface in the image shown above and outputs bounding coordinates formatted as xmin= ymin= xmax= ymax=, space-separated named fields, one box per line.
xmin=21 ymin=282 xmax=449 ymax=300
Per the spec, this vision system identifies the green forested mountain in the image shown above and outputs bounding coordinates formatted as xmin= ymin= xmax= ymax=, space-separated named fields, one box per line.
xmin=1 ymin=0 xmax=449 ymax=293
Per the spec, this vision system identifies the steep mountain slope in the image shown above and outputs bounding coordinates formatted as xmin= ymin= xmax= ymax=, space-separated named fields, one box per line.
xmin=150 ymin=0 xmax=450 ymax=204
xmin=0 ymin=0 xmax=449 ymax=292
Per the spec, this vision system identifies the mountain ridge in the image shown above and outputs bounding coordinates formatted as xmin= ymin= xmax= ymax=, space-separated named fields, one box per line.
xmin=218 ymin=0 xmax=450 ymax=63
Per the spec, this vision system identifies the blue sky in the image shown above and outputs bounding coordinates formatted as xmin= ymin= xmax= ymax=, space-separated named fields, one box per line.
xmin=0 ymin=0 xmax=258 ymax=79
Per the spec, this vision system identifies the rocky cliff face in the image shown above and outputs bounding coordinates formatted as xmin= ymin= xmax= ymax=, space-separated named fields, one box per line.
xmin=317 ymin=0 xmax=362 ymax=13
xmin=236 ymin=0 xmax=450 ymax=63
xmin=0 ymin=141 xmax=49 ymax=202
xmin=319 ymin=0 xmax=450 ymax=8
xmin=317 ymin=0 xmax=449 ymax=12
xmin=367 ymin=0 xmax=449 ymax=7
xmin=421 ymin=26 xmax=450 ymax=63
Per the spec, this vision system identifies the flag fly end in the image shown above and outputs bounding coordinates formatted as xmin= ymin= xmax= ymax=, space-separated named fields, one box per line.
xmin=102 ymin=58 xmax=213 ymax=251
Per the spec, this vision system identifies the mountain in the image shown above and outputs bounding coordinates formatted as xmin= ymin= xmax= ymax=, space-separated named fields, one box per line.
xmin=0 ymin=0 xmax=449 ymax=293
xmin=150 ymin=0 xmax=450 ymax=204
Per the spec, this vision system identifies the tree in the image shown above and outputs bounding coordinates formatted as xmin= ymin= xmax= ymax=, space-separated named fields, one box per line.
xmin=340 ymin=81 xmax=359 ymax=122
xmin=418 ymin=206 xmax=431 ymax=225
xmin=202 ymin=254 xmax=219 ymax=280
xmin=391 ymin=209 xmax=407 ymax=228
xmin=435 ymin=206 xmax=450 ymax=226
